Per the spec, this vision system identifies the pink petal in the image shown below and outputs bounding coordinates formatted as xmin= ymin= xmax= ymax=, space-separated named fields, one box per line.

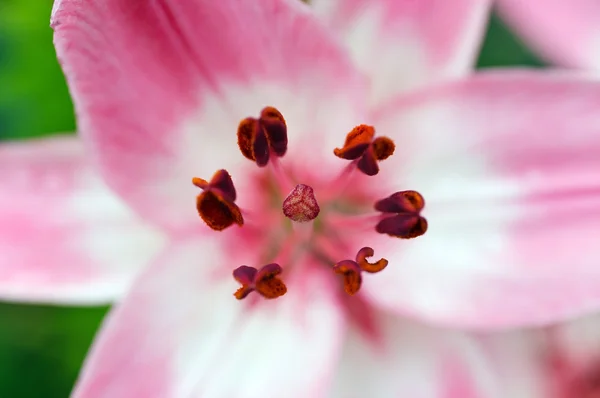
xmin=552 ymin=314 xmax=600 ymax=367
xmin=52 ymin=0 xmax=367 ymax=231
xmin=329 ymin=311 xmax=496 ymax=398
xmin=363 ymin=71 xmax=600 ymax=328
xmin=479 ymin=313 xmax=600 ymax=397
xmin=497 ymin=0 xmax=600 ymax=69
xmin=72 ymin=238 xmax=346 ymax=398
xmin=477 ymin=329 xmax=548 ymax=397
xmin=0 ymin=136 xmax=166 ymax=304
xmin=310 ymin=0 xmax=492 ymax=106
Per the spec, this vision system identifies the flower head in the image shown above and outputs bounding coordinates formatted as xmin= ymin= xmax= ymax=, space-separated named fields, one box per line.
xmin=1 ymin=0 xmax=599 ymax=396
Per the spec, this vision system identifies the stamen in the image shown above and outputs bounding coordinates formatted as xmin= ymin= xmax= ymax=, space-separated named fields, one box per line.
xmin=260 ymin=107 xmax=288 ymax=157
xmin=282 ymin=184 xmax=320 ymax=222
xmin=237 ymin=106 xmax=288 ymax=167
xmin=371 ymin=137 xmax=395 ymax=160
xmin=333 ymin=124 xmax=395 ymax=176
xmin=333 ymin=124 xmax=374 ymax=159
xmin=232 ymin=265 xmax=257 ymax=300
xmin=233 ymin=263 xmax=287 ymax=300
xmin=333 ymin=247 xmax=388 ymax=295
xmin=333 ymin=260 xmax=362 ymax=296
xmin=319 ymin=162 xmax=357 ymax=202
xmin=374 ymin=190 xmax=427 ymax=239
xmin=238 ymin=118 xmax=269 ymax=166
xmin=356 ymin=247 xmax=388 ymax=273
xmin=192 ymin=169 xmax=244 ymax=231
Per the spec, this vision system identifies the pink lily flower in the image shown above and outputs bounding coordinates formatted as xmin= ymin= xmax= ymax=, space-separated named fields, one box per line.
xmin=480 ymin=312 xmax=600 ymax=398
xmin=2 ymin=0 xmax=600 ymax=395
xmin=496 ymin=0 xmax=600 ymax=69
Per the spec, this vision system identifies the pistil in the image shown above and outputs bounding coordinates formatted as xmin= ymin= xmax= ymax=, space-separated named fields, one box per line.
xmin=282 ymin=184 xmax=320 ymax=223
xmin=195 ymin=106 xmax=428 ymax=301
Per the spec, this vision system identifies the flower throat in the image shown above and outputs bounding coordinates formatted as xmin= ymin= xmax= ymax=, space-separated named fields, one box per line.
xmin=192 ymin=106 xmax=427 ymax=300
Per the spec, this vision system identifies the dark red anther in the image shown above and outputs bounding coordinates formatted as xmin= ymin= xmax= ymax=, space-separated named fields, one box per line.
xmin=233 ymin=263 xmax=287 ymax=300
xmin=333 ymin=247 xmax=388 ymax=296
xmin=192 ymin=169 xmax=244 ymax=231
xmin=333 ymin=124 xmax=395 ymax=176
xmin=374 ymin=190 xmax=427 ymax=239
xmin=237 ymin=106 xmax=288 ymax=167
xmin=260 ymin=107 xmax=288 ymax=156
xmin=282 ymin=184 xmax=320 ymax=222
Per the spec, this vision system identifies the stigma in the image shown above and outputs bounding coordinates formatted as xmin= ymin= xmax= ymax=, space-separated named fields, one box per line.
xmin=282 ymin=184 xmax=320 ymax=222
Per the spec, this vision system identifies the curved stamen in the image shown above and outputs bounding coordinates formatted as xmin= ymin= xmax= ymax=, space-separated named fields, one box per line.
xmin=333 ymin=247 xmax=388 ymax=295
xmin=356 ymin=247 xmax=388 ymax=273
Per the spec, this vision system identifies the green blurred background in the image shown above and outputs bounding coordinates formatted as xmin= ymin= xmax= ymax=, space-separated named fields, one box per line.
xmin=0 ymin=2 xmax=546 ymax=397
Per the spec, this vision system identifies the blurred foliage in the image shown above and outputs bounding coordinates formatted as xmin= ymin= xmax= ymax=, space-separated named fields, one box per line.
xmin=0 ymin=0 xmax=75 ymax=140
xmin=0 ymin=2 xmax=545 ymax=397
xmin=477 ymin=12 xmax=547 ymax=68
xmin=0 ymin=305 xmax=108 ymax=397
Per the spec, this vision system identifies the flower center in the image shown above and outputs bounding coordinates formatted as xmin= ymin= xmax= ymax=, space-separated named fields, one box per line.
xmin=192 ymin=106 xmax=427 ymax=300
